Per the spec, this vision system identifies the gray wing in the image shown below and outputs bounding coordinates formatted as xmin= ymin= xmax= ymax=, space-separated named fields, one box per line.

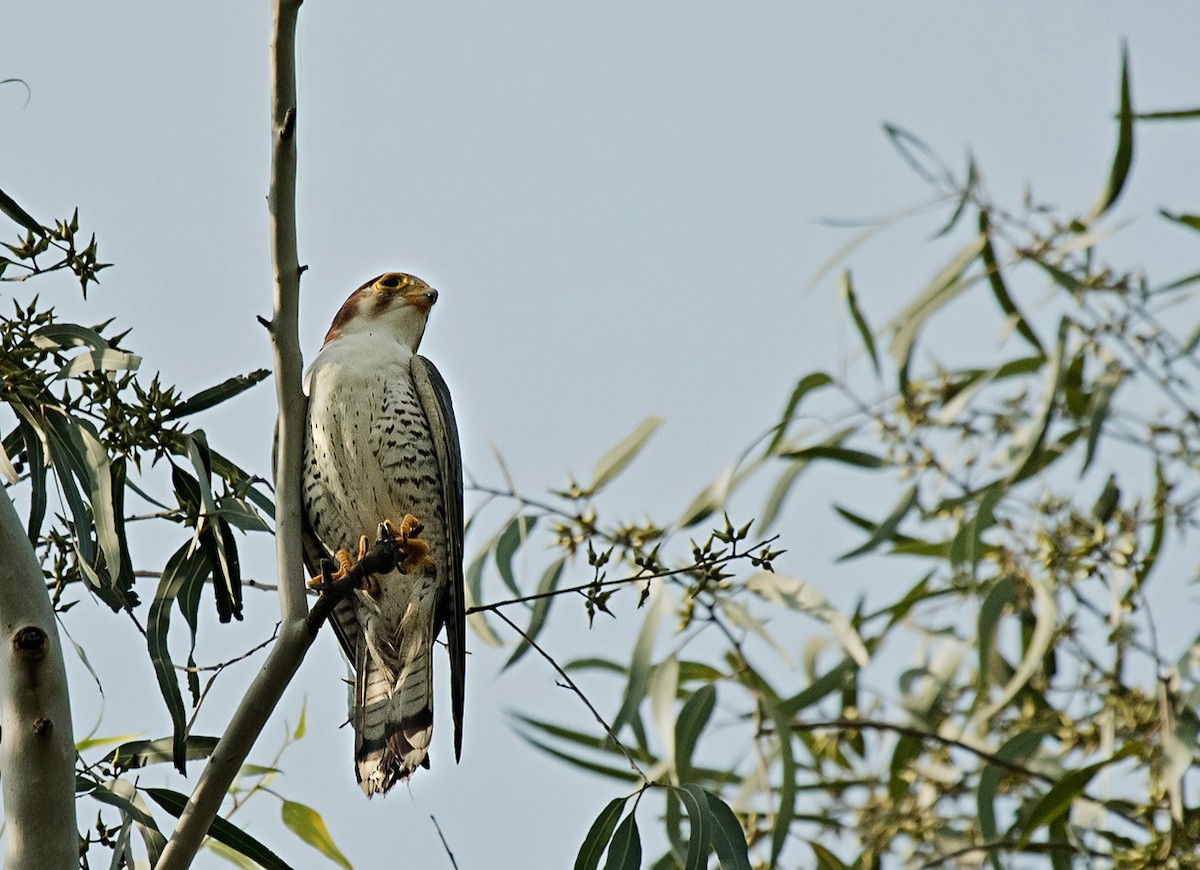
xmin=296 ymin=392 xmax=361 ymax=663
xmin=412 ymin=354 xmax=466 ymax=762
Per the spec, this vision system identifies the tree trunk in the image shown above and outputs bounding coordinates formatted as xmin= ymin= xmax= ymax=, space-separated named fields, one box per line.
xmin=0 ymin=491 xmax=77 ymax=868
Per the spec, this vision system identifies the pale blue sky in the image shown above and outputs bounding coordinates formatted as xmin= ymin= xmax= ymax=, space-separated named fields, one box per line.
xmin=4 ymin=3 xmax=1200 ymax=867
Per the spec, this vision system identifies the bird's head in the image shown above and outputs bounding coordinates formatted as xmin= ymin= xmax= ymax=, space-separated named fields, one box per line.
xmin=323 ymin=272 xmax=438 ymax=350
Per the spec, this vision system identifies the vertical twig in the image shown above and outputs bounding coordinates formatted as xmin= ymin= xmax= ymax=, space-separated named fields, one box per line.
xmin=0 ymin=491 xmax=77 ymax=869
xmin=156 ymin=1 xmax=310 ymax=866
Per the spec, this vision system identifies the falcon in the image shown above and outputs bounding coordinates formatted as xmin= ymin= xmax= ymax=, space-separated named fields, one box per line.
xmin=300 ymin=272 xmax=465 ymax=796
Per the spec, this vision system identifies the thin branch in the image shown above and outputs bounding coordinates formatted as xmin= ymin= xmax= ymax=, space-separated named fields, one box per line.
xmin=430 ymin=816 xmax=460 ymax=870
xmin=492 ymin=607 xmax=649 ymax=783
xmin=789 ymin=718 xmax=1051 ymax=782
xmin=920 ymin=837 xmax=1108 ymax=868
xmin=466 ymin=535 xmax=780 ymax=615
xmin=155 ymin=1 xmax=308 ymax=866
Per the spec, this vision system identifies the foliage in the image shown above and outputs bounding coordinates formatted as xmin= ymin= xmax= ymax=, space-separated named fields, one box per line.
xmin=4 ymin=53 xmax=1200 ymax=870
xmin=470 ymin=58 xmax=1200 ymax=867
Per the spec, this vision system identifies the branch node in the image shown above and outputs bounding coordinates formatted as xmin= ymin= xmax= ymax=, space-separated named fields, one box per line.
xmin=256 ymin=314 xmax=273 ymax=331
xmin=32 ymin=718 xmax=52 ymax=736
xmin=13 ymin=626 xmax=46 ymax=658
xmin=281 ymin=107 xmax=296 ymax=140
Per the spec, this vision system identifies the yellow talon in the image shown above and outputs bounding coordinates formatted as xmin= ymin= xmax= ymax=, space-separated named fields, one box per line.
xmin=384 ymin=513 xmax=435 ymax=574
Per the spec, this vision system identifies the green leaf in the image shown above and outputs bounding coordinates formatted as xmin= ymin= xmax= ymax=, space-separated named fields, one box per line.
xmin=704 ymin=791 xmax=751 ymax=870
xmin=1018 ymin=746 xmax=1138 ymax=845
xmin=575 ymin=797 xmax=629 ymax=870
xmin=55 ymin=348 xmax=142 ymax=379
xmin=464 ymin=545 xmax=502 ymax=647
xmin=972 ymin=574 xmax=1056 ymax=726
xmin=87 ymin=779 xmax=167 ymax=864
xmin=887 ymin=234 xmax=988 ymax=368
xmin=0 ymin=187 xmax=44 ymax=234
xmin=1090 ymin=47 xmax=1134 ymax=219
xmin=888 ymin=734 xmax=922 ymax=802
xmin=779 ymin=444 xmax=884 ymax=469
xmin=1159 ymin=210 xmax=1200 ymax=232
xmin=841 ymin=272 xmax=879 ymax=376
xmin=105 ymin=736 xmax=219 ymax=772
xmin=979 ymin=211 xmax=1044 ymax=354
xmin=766 ymin=372 xmax=834 ymax=455
xmin=1006 ymin=318 xmax=1069 ymax=486
xmin=144 ymin=787 xmax=294 ymax=870
xmin=603 ymin=811 xmax=642 ymax=870
xmin=1082 ymin=362 xmax=1122 ymax=472
xmin=590 ymin=415 xmax=664 ymax=493
xmin=147 ymin=541 xmax=211 ymax=773
xmin=978 ymin=729 xmax=1045 ymax=854
xmin=746 ymin=572 xmax=869 ymax=668
xmin=504 ymin=557 xmax=566 ymax=670
xmin=674 ymin=684 xmax=716 ymax=782
xmin=15 ymin=417 xmax=47 ymax=541
xmin=676 ymin=784 xmax=711 ymax=870
xmin=808 ymin=841 xmax=849 ymax=870
xmin=777 ymin=658 xmax=857 ymax=718
xmin=494 ymin=514 xmax=537 ymax=597
xmin=838 ymin=484 xmax=918 ymax=561
xmin=649 ymin=655 xmax=681 ymax=773
xmin=612 ymin=589 xmax=667 ymax=735
xmin=281 ymin=800 xmax=354 ymax=870
xmin=165 ymin=369 xmax=271 ymax=420
xmin=29 ymin=323 xmax=109 ymax=351
xmin=976 ymin=576 xmax=1017 ymax=705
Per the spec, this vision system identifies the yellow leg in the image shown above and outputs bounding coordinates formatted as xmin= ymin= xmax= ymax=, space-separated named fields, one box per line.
xmin=383 ymin=513 xmax=435 ymax=574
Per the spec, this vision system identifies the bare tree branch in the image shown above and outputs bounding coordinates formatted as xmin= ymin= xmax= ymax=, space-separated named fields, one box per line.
xmin=156 ymin=1 xmax=309 ymax=866
xmin=0 ymin=490 xmax=77 ymax=869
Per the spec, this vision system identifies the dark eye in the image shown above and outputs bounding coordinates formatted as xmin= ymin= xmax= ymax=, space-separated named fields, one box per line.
xmin=377 ymin=274 xmax=401 ymax=290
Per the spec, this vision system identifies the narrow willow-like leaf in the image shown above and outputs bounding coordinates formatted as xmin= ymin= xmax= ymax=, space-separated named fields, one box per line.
xmin=603 ymin=811 xmax=642 ymax=870
xmin=281 ymin=800 xmax=354 ymax=870
xmin=649 ymin=655 xmax=681 ymax=775
xmin=674 ymin=684 xmax=716 ymax=782
xmin=0 ymin=186 xmax=43 ymax=233
xmin=838 ymin=484 xmax=918 ymax=561
xmin=746 ymin=573 xmax=869 ymax=668
xmin=513 ymin=713 xmax=653 ymax=763
xmin=1006 ymin=318 xmax=1069 ymax=486
xmin=520 ymin=734 xmax=642 ymax=784
xmin=766 ymin=372 xmax=834 ymax=456
xmin=165 ymin=369 xmax=271 ymax=420
xmin=147 ymin=541 xmax=210 ymax=773
xmin=504 ymin=557 xmax=566 ymax=670
xmin=590 ymin=415 xmax=664 ymax=493
xmin=612 ymin=588 xmax=667 ymax=734
xmin=779 ymin=443 xmax=884 ymax=469
xmin=1082 ymin=361 xmax=1122 ymax=472
xmin=494 ymin=514 xmax=537 ymax=597
xmin=979 ymin=212 xmax=1045 ymax=354
xmin=977 ymin=729 xmax=1045 ymax=861
xmin=144 ymin=787 xmax=294 ymax=870
xmin=1090 ymin=47 xmax=1134 ymax=220
xmin=778 ymin=658 xmax=857 ymax=718
xmin=887 ymin=734 xmax=922 ymax=802
xmin=976 ymin=577 xmax=1017 ymax=710
xmin=1017 ymin=745 xmax=1138 ymax=846
xmin=704 ymin=791 xmax=751 ymax=870
xmin=808 ymin=841 xmax=849 ymax=870
xmin=105 ymin=736 xmax=219 ymax=772
xmin=464 ymin=545 xmax=502 ymax=647
xmin=15 ymin=416 xmax=48 ymax=541
xmin=887 ymin=234 xmax=988 ymax=368
xmin=841 ymin=272 xmax=879 ymax=375
xmin=972 ymin=574 xmax=1055 ymax=726
xmin=676 ymin=783 xmax=711 ymax=870
xmin=55 ymin=348 xmax=141 ymax=379
xmin=574 ymin=797 xmax=629 ymax=870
